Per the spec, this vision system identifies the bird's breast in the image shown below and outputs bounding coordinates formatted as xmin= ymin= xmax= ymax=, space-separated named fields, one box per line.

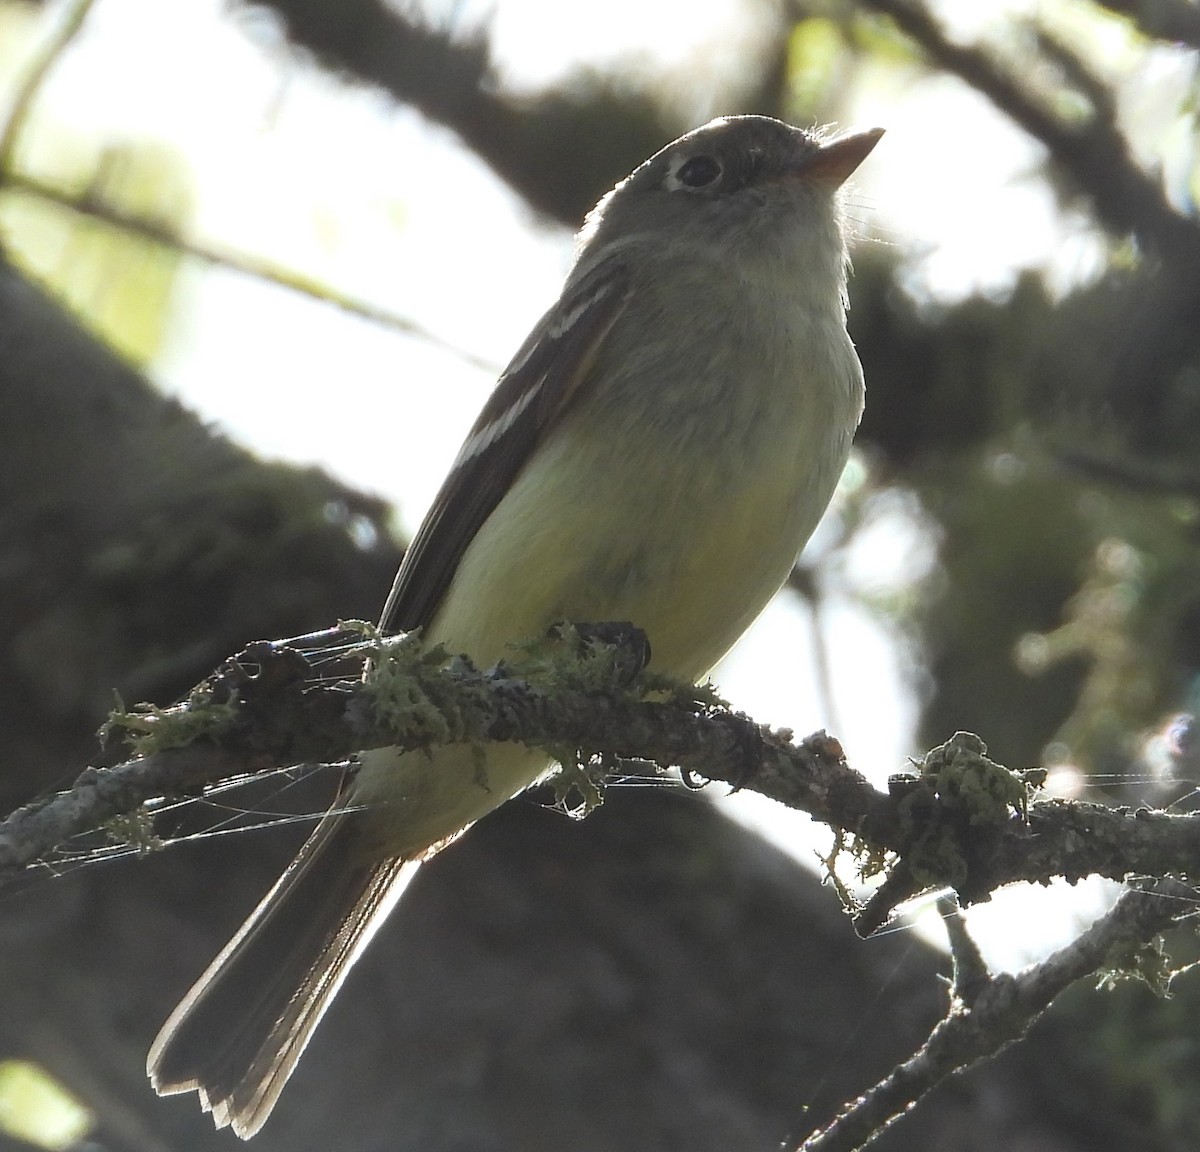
xmin=432 ymin=309 xmax=862 ymax=681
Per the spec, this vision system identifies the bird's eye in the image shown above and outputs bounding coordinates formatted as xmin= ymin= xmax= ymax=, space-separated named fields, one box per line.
xmin=674 ymin=154 xmax=723 ymax=189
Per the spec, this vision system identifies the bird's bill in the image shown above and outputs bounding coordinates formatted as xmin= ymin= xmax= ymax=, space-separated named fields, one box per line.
xmin=796 ymin=127 xmax=885 ymax=185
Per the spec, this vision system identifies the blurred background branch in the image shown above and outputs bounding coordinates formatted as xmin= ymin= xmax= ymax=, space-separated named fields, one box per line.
xmin=1093 ymin=0 xmax=1200 ymax=49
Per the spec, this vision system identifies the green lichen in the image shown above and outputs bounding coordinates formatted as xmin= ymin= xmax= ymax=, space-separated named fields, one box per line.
xmin=547 ymin=748 xmax=610 ymax=819
xmin=103 ymin=808 xmax=164 ymax=855
xmin=896 ymin=732 xmax=1038 ymax=890
xmin=502 ymin=624 xmax=656 ymax=817
xmin=356 ymin=621 xmax=673 ymax=817
xmin=505 ymin=622 xmax=648 ymax=695
xmin=360 ymin=629 xmax=475 ymax=750
xmin=102 ymin=684 xmax=238 ymax=758
xmin=1097 ymin=933 xmax=1175 ymax=998
xmin=917 ymin=731 xmax=1031 ymax=823
xmin=820 ymin=829 xmax=868 ymax=915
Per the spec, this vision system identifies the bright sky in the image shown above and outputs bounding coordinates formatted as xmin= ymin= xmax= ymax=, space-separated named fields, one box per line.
xmin=6 ymin=0 xmax=1171 ymax=969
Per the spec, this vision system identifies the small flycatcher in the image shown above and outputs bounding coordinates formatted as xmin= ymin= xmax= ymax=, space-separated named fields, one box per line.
xmin=148 ymin=114 xmax=882 ymax=1137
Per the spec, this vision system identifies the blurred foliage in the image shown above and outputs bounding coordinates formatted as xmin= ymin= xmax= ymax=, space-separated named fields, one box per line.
xmin=810 ymin=2 xmax=1200 ymax=804
xmin=1040 ymin=944 xmax=1200 ymax=1152
xmin=823 ymin=8 xmax=1200 ymax=1134
xmin=0 ymin=1061 xmax=90 ymax=1150
xmin=0 ymin=0 xmax=183 ymax=368
xmin=849 ymin=249 xmax=1200 ymax=778
xmin=1 ymin=141 xmax=190 ymax=367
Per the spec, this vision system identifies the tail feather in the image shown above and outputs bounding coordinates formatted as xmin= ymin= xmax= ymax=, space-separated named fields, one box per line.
xmin=147 ymin=812 xmax=421 ymax=1139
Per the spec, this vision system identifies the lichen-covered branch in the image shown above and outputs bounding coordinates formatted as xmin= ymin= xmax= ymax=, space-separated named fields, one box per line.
xmin=0 ymin=627 xmax=872 ymax=882
xmin=799 ymin=879 xmax=1197 ymax=1150
xmin=5 ymin=630 xmax=1200 ymax=1151
xmin=6 ymin=629 xmax=1200 ymax=917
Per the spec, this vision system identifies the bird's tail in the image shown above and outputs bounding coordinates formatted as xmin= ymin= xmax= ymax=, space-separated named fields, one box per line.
xmin=147 ymin=810 xmax=421 ymax=1139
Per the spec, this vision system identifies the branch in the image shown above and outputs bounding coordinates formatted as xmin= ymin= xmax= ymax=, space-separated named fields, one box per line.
xmin=1053 ymin=444 xmax=1200 ymax=499
xmin=853 ymin=0 xmax=1200 ymax=269
xmin=1093 ymin=0 xmax=1200 ymax=49
xmin=0 ymin=626 xmax=873 ymax=882
xmin=8 ymin=628 xmax=1200 ymax=1150
xmin=0 ymin=5 xmax=498 ymax=370
xmin=244 ymin=0 xmax=681 ymax=226
xmin=799 ymin=880 xmax=1198 ymax=1150
xmin=0 ymin=0 xmax=97 ymax=176
xmin=0 ymin=173 xmax=498 ymax=372
xmin=7 ymin=628 xmax=1200 ymax=916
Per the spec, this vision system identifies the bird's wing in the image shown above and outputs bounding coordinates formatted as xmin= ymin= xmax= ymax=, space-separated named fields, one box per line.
xmin=378 ymin=259 xmax=633 ymax=633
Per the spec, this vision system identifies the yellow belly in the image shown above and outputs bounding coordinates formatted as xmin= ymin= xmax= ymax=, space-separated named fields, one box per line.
xmin=353 ymin=310 xmax=860 ymax=860
xmin=353 ymin=428 xmax=843 ymax=859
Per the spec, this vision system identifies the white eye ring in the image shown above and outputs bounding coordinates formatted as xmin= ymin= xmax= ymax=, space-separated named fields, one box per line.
xmin=666 ymin=152 xmax=723 ymax=191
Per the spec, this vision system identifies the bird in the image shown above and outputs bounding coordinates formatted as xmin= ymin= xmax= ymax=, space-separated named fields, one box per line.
xmin=147 ymin=113 xmax=882 ymax=1138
